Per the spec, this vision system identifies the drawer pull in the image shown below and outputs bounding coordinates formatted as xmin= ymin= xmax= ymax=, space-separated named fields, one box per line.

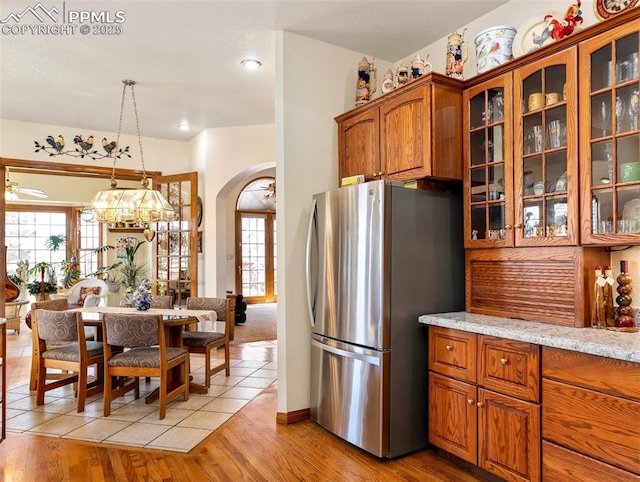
xmin=467 ymin=399 xmax=474 ymax=405
xmin=445 ymin=344 xmax=453 ymax=351
xmin=500 ymin=358 xmax=508 ymax=365
xmin=476 ymin=402 xmax=484 ymax=408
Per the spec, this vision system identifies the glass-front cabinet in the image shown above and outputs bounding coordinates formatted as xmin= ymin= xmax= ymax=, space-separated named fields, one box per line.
xmin=580 ymin=25 xmax=640 ymax=244
xmin=464 ymin=73 xmax=513 ymax=247
xmin=513 ymin=48 xmax=578 ymax=246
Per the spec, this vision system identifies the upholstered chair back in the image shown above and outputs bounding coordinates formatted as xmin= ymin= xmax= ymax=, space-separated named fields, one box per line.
xmin=149 ymin=295 xmax=173 ymax=309
xmin=35 ymin=309 xmax=80 ymax=344
xmin=32 ymin=298 xmax=69 ymax=313
xmin=187 ymin=297 xmax=228 ymax=321
xmin=103 ymin=313 xmax=159 ymax=348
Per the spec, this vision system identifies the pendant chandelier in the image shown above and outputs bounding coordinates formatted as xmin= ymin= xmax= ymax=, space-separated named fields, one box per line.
xmin=87 ymin=80 xmax=175 ymax=236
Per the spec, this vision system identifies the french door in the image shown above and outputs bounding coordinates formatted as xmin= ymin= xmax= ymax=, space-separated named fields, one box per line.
xmin=236 ymin=212 xmax=276 ymax=303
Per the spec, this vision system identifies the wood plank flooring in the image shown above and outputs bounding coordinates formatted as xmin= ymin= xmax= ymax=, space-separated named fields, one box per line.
xmin=1 ymin=328 xmax=484 ymax=481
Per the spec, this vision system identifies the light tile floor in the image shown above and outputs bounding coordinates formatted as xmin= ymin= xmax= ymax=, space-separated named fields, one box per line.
xmin=5 ymin=356 xmax=277 ymax=452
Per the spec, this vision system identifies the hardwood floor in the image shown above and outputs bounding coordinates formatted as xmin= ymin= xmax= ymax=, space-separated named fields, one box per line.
xmin=1 ymin=329 xmax=484 ymax=481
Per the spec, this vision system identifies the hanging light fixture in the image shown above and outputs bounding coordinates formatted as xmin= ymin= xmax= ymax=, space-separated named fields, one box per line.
xmin=87 ymin=80 xmax=175 ymax=239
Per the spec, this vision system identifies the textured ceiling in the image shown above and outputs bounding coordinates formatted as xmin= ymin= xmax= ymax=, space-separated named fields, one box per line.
xmin=0 ymin=1 xmax=508 ymax=141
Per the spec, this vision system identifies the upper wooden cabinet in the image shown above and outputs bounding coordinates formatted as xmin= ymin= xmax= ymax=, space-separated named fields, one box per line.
xmin=464 ymin=49 xmax=579 ymax=249
xmin=579 ymin=22 xmax=640 ymax=245
xmin=513 ymin=48 xmax=579 ymax=247
xmin=464 ymin=73 xmax=513 ymax=248
xmin=336 ymin=73 xmax=463 ymax=183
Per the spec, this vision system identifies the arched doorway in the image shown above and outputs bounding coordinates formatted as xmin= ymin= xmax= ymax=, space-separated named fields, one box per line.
xmin=235 ymin=177 xmax=276 ymax=303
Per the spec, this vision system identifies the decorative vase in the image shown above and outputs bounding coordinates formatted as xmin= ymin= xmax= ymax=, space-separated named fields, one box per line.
xmin=474 ymin=26 xmax=517 ymax=74
xmin=135 ymin=299 xmax=151 ymax=311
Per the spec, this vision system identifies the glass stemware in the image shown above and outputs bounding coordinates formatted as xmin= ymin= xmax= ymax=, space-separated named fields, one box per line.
xmin=600 ymin=100 xmax=612 ymax=137
xmin=629 ymin=90 xmax=639 ymax=131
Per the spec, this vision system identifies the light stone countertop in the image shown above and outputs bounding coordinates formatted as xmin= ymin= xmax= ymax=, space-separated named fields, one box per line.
xmin=418 ymin=312 xmax=640 ymax=363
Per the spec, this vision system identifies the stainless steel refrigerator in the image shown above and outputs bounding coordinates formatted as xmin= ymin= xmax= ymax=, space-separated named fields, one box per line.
xmin=306 ymin=180 xmax=464 ymax=458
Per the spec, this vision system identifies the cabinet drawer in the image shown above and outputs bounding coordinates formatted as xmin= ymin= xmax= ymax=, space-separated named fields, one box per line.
xmin=478 ymin=335 xmax=540 ymax=402
xmin=542 ymin=378 xmax=640 ymax=475
xmin=429 ymin=326 xmax=477 ymax=383
xmin=542 ymin=346 xmax=640 ymax=400
xmin=543 ymin=441 xmax=639 ymax=482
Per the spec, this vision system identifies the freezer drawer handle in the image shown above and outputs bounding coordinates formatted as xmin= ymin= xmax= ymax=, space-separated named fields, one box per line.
xmin=311 ymin=339 xmax=381 ymax=366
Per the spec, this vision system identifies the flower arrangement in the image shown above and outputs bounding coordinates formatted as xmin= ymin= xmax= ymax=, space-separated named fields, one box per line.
xmin=131 ymin=278 xmax=153 ymax=311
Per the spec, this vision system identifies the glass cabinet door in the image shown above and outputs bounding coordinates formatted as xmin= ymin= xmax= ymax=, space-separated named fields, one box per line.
xmin=464 ymin=73 xmax=513 ymax=247
xmin=581 ymin=27 xmax=640 ymax=244
xmin=513 ymin=48 xmax=578 ymax=246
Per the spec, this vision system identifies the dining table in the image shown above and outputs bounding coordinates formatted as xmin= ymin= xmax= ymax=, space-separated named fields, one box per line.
xmin=69 ymin=305 xmax=218 ymax=397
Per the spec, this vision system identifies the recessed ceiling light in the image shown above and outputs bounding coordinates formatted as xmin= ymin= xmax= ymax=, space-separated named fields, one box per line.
xmin=177 ymin=123 xmax=191 ymax=131
xmin=241 ymin=59 xmax=262 ymax=70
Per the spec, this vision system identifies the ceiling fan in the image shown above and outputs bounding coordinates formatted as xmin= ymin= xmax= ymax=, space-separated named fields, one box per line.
xmin=5 ymin=170 xmax=48 ymax=200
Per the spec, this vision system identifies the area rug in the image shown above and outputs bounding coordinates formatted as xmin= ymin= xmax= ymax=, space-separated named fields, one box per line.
xmin=232 ymin=303 xmax=277 ymax=345
xmin=4 ymin=358 xmax=277 ymax=453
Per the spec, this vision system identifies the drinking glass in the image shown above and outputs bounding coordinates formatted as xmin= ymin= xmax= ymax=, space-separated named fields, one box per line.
xmin=629 ymin=90 xmax=639 ymax=131
xmin=600 ymin=100 xmax=611 ymax=137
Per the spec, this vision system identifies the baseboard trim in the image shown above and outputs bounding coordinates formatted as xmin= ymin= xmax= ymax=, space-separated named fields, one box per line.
xmin=276 ymin=408 xmax=310 ymax=424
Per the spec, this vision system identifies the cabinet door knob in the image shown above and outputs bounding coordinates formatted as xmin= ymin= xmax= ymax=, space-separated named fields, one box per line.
xmin=445 ymin=344 xmax=453 ymax=351
xmin=514 ymin=223 xmax=523 ymax=229
xmin=477 ymin=402 xmax=484 ymax=408
xmin=467 ymin=399 xmax=474 ymax=405
xmin=500 ymin=358 xmax=508 ymax=365
xmin=505 ymin=224 xmax=513 ymax=229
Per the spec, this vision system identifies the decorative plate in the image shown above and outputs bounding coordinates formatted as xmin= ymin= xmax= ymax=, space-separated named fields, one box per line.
xmin=594 ymin=0 xmax=639 ymax=20
xmin=622 ymin=197 xmax=640 ymax=222
xmin=512 ymin=12 xmax=563 ymax=57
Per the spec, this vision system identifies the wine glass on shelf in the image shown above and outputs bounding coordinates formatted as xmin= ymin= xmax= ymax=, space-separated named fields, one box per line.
xmin=616 ymin=96 xmax=624 ymax=134
xmin=600 ymin=100 xmax=611 ymax=137
xmin=628 ymin=90 xmax=639 ymax=131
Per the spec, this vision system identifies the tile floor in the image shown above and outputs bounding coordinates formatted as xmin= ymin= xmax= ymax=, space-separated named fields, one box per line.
xmin=5 ymin=355 xmax=278 ymax=452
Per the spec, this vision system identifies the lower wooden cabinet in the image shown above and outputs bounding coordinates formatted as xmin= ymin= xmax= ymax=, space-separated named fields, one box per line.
xmin=428 ymin=326 xmax=541 ymax=482
xmin=542 ymin=347 xmax=640 ymax=479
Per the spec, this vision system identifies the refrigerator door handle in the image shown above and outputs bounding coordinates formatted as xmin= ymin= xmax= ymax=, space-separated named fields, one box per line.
xmin=305 ymin=198 xmax=318 ymax=327
xmin=311 ymin=339 xmax=381 ymax=366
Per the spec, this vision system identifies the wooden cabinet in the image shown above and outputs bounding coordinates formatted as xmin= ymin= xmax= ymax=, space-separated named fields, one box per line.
xmin=336 ymin=73 xmax=463 ymax=183
xmin=336 ymin=106 xmax=380 ymax=181
xmin=464 ymin=49 xmax=578 ymax=248
xmin=428 ymin=326 xmax=541 ymax=482
xmin=464 ymin=73 xmax=514 ymax=247
xmin=579 ymin=22 xmax=640 ymax=244
xmin=542 ymin=347 xmax=640 ymax=479
xmin=513 ymin=47 xmax=579 ymax=247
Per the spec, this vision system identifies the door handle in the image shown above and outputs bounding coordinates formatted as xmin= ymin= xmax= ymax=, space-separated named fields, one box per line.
xmin=305 ymin=199 xmax=318 ymax=327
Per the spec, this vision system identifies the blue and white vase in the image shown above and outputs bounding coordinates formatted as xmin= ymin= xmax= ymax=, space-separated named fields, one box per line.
xmin=135 ymin=300 xmax=151 ymax=311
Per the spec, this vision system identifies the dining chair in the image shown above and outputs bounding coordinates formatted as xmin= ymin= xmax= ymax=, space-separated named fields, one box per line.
xmin=102 ymin=313 xmax=189 ymax=420
xmin=183 ymin=297 xmax=232 ymax=388
xmin=149 ymin=295 xmax=173 ymax=309
xmin=29 ymin=298 xmax=72 ymax=390
xmin=34 ymin=309 xmax=104 ymax=412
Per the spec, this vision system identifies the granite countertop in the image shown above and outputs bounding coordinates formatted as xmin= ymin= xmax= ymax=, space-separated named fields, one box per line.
xmin=419 ymin=312 xmax=640 ymax=363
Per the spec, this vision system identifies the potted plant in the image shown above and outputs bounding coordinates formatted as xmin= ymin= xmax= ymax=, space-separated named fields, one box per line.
xmin=89 ymin=261 xmax=123 ymax=293
xmin=26 ymin=279 xmax=59 ymax=298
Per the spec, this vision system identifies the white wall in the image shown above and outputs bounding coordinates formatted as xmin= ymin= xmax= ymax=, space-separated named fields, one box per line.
xmin=275 ymin=31 xmax=393 ymax=413
xmin=0 ymin=119 xmax=189 ymax=174
xmin=188 ymin=124 xmax=275 ymax=296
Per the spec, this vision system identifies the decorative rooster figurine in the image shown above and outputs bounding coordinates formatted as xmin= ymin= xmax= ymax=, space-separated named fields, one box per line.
xmin=102 ymin=137 xmax=117 ymax=155
xmin=545 ymin=1 xmax=583 ymax=41
xmin=73 ymin=135 xmax=94 ymax=151
xmin=45 ymin=134 xmax=64 ymax=152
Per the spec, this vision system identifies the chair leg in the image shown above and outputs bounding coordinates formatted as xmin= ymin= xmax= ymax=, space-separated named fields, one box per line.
xmin=36 ymin=359 xmax=47 ymax=405
xmin=159 ymin=373 xmax=167 ymax=420
xmin=204 ymin=347 xmax=212 ymax=389
xmin=224 ymin=342 xmax=230 ymax=377
xmin=183 ymin=359 xmax=190 ymax=402
xmin=76 ymin=366 xmax=87 ymax=412
xmin=103 ymin=371 xmax=112 ymax=417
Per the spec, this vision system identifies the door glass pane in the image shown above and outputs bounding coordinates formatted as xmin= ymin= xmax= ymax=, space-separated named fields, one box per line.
xmin=524 ymin=201 xmax=543 ymax=238
xmin=241 ymin=216 xmax=266 ymax=297
xmin=471 ymin=205 xmax=486 ymax=240
xmin=488 ymin=205 xmax=506 ymax=239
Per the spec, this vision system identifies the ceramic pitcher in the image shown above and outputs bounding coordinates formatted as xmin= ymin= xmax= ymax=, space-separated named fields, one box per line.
xmin=446 ymin=30 xmax=468 ymax=80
